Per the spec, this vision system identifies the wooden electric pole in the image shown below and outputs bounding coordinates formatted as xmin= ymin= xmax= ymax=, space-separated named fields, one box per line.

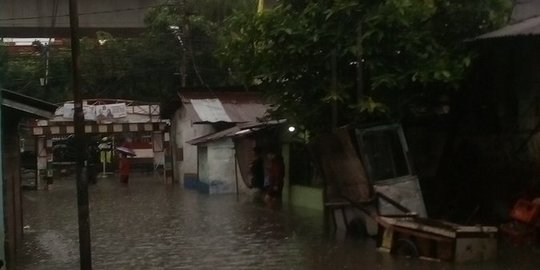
xmin=68 ymin=0 xmax=92 ymax=269
xmin=180 ymin=0 xmax=189 ymax=88
xmin=331 ymin=49 xmax=338 ymax=130
xmin=356 ymin=24 xmax=364 ymax=102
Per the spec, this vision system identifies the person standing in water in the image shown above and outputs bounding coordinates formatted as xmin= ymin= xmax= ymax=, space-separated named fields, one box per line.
xmin=265 ymin=150 xmax=285 ymax=203
xmin=119 ymin=152 xmax=131 ymax=184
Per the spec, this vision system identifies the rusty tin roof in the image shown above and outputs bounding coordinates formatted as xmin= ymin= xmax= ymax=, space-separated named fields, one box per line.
xmin=180 ymin=91 xmax=269 ymax=124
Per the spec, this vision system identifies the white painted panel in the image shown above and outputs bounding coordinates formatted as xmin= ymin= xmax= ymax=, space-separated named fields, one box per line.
xmin=207 ymin=139 xmax=236 ymax=194
xmin=374 ymin=176 xmax=427 ymax=217
xmin=190 ymin=99 xmax=231 ymax=122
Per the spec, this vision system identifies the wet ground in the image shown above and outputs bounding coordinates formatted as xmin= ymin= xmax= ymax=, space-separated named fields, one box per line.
xmin=20 ymin=175 xmax=540 ymax=269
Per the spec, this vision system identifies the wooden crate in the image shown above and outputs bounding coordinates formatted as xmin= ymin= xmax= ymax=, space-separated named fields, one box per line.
xmin=377 ymin=217 xmax=497 ymax=262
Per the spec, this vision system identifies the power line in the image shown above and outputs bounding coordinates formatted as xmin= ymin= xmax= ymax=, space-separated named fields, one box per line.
xmin=0 ymin=4 xmax=175 ymax=22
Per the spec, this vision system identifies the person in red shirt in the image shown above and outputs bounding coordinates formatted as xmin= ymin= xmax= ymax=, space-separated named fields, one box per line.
xmin=119 ymin=138 xmax=133 ymax=184
xmin=119 ymin=152 xmax=131 ymax=184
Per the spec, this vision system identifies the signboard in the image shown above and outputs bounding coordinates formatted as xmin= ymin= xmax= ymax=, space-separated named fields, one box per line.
xmin=83 ymin=106 xmax=96 ymax=121
xmin=63 ymin=103 xmax=127 ymax=122
xmin=63 ymin=103 xmax=97 ymax=121
xmin=96 ymin=103 xmax=127 ymax=122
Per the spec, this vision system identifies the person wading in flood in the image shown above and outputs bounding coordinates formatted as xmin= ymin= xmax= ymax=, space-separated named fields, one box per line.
xmin=249 ymin=147 xmax=265 ymax=196
xmin=118 ymin=138 xmax=133 ymax=185
xmin=86 ymin=140 xmax=100 ymax=185
xmin=119 ymin=152 xmax=131 ymax=184
xmin=264 ymin=150 xmax=285 ymax=207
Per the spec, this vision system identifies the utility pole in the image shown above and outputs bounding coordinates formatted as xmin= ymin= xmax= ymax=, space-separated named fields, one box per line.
xmin=356 ymin=24 xmax=364 ymax=102
xmin=68 ymin=0 xmax=92 ymax=269
xmin=180 ymin=0 xmax=189 ymax=88
xmin=331 ymin=49 xmax=338 ymax=130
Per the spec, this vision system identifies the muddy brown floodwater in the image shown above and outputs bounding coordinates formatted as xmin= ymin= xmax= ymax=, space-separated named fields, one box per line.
xmin=19 ymin=175 xmax=540 ymax=269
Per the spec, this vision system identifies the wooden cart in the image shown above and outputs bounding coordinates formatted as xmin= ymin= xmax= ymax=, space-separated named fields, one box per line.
xmin=312 ymin=126 xmax=498 ymax=263
xmin=376 ymin=215 xmax=497 ymax=262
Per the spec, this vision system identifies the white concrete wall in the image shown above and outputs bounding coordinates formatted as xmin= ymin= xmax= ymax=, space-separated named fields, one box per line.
xmin=207 ymin=139 xmax=237 ymax=194
xmin=173 ymin=107 xmax=214 ymax=186
xmin=170 ymin=110 xmax=180 ymax=183
xmin=198 ymin=146 xmax=209 ymax=184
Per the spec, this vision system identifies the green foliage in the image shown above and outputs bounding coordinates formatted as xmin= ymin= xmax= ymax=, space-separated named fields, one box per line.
xmin=0 ymin=42 xmax=71 ymax=102
xmin=1 ymin=0 xmax=256 ymax=102
xmin=218 ymin=0 xmax=511 ymax=134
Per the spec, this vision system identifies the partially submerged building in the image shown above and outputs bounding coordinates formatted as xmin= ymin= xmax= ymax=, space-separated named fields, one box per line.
xmin=426 ymin=0 xmax=540 ymax=221
xmin=31 ymin=99 xmax=170 ymax=187
xmin=166 ymin=91 xmax=269 ymax=190
xmin=1 ymin=89 xmax=57 ymax=268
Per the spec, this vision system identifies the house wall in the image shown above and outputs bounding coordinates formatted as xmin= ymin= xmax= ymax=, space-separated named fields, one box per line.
xmin=0 ymin=104 xmax=4 ymax=265
xmin=288 ymin=186 xmax=324 ymax=211
xmin=173 ymin=107 xmax=214 ymax=187
xmin=195 ymin=138 xmax=251 ymax=195
xmin=413 ymin=39 xmax=540 ymax=221
xmin=205 ymin=139 xmax=238 ymax=194
xmin=171 ymin=110 xmax=181 ymax=183
xmin=3 ymin=115 xmax=23 ymax=269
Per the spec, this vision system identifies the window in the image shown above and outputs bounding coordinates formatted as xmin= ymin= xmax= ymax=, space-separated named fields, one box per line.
xmin=289 ymin=143 xmax=319 ymax=187
xmin=356 ymin=125 xmax=411 ymax=182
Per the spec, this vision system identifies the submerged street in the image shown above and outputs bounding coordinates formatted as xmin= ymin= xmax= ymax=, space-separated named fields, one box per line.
xmin=20 ymin=175 xmax=540 ymax=270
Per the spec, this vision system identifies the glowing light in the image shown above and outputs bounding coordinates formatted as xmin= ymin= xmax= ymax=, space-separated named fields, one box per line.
xmin=288 ymin=126 xmax=296 ymax=132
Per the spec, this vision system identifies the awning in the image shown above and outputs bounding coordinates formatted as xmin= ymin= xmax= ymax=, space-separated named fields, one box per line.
xmin=186 ymin=120 xmax=285 ymax=145
xmin=32 ymin=122 xmax=167 ymax=136
xmin=186 ymin=126 xmax=241 ymax=145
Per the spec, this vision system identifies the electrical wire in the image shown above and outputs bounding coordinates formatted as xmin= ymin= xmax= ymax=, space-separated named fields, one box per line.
xmin=187 ymin=33 xmax=212 ymax=91
xmin=0 ymin=4 xmax=175 ymax=22
xmin=43 ymin=0 xmax=60 ymax=87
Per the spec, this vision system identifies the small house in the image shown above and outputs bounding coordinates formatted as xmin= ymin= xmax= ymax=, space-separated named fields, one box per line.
xmin=1 ymin=89 xmax=57 ymax=268
xmin=165 ymin=90 xmax=269 ymax=190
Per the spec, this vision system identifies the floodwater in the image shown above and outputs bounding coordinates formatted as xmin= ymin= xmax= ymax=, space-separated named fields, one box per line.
xmin=20 ymin=175 xmax=540 ymax=269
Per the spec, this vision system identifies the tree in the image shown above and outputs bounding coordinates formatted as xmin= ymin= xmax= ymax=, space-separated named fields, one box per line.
xmin=1 ymin=0 xmax=256 ymax=103
xmin=218 ymin=0 xmax=511 ymax=135
xmin=0 ymin=42 xmax=72 ymax=102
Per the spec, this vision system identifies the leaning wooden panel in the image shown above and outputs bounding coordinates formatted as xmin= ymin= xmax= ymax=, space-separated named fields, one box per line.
xmin=310 ymin=128 xmax=373 ymax=204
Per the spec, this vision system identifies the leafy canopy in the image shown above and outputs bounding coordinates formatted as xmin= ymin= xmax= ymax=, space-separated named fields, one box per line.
xmin=1 ymin=0 xmax=256 ymax=103
xmin=218 ymin=0 xmax=511 ymax=134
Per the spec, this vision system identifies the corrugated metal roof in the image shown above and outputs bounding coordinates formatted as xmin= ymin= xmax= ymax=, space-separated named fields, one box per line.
xmin=511 ymin=0 xmax=540 ymax=23
xmin=476 ymin=15 xmax=540 ymax=40
xmin=186 ymin=126 xmax=240 ymax=145
xmin=180 ymin=92 xmax=269 ymax=124
xmin=476 ymin=0 xmax=540 ymax=40
xmin=1 ymin=89 xmax=57 ymax=119
xmin=190 ymin=99 xmax=232 ymax=122
xmin=186 ymin=120 xmax=286 ymax=145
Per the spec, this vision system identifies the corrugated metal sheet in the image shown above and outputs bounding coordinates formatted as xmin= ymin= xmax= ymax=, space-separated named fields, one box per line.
xmin=511 ymin=0 xmax=540 ymax=23
xmin=186 ymin=120 xmax=285 ymax=145
xmin=190 ymin=99 xmax=232 ymax=122
xmin=476 ymin=15 xmax=540 ymax=39
xmin=186 ymin=126 xmax=240 ymax=145
xmin=476 ymin=0 xmax=540 ymax=40
xmin=180 ymin=92 xmax=269 ymax=124
xmin=1 ymin=89 xmax=57 ymax=119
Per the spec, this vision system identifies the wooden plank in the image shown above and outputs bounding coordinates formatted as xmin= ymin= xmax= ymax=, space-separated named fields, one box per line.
xmin=389 ymin=224 xmax=455 ymax=243
xmin=310 ymin=128 xmax=373 ymax=204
